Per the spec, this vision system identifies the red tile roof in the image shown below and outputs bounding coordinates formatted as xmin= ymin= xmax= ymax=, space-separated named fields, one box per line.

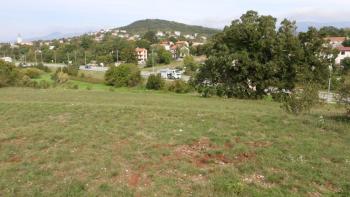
xmin=336 ymin=46 xmax=350 ymax=52
xmin=135 ymin=48 xmax=147 ymax=52
xmin=325 ymin=37 xmax=346 ymax=42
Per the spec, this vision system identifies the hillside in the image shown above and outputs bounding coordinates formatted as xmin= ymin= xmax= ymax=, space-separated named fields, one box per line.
xmin=119 ymin=19 xmax=220 ymax=36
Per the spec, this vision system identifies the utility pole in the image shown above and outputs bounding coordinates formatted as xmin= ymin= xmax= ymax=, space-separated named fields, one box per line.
xmin=54 ymin=51 xmax=57 ymax=64
xmin=34 ymin=51 xmax=38 ymax=65
xmin=327 ymin=65 xmax=333 ymax=103
xmin=152 ymin=49 xmax=155 ymax=74
xmin=67 ymin=53 xmax=70 ymax=65
xmin=74 ymin=51 xmax=77 ymax=65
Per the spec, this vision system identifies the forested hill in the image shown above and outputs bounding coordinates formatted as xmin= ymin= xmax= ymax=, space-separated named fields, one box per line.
xmin=118 ymin=19 xmax=220 ymax=36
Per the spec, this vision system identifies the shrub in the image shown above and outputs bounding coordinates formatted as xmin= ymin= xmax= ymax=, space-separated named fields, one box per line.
xmin=146 ymin=74 xmax=165 ymax=90
xmin=24 ymin=68 xmax=43 ymax=79
xmin=86 ymin=85 xmax=92 ymax=90
xmin=105 ymin=64 xmax=141 ymax=87
xmin=20 ymin=75 xmax=32 ymax=87
xmin=33 ymin=63 xmax=50 ymax=72
xmin=0 ymin=60 xmax=22 ymax=87
xmin=38 ymin=80 xmax=51 ymax=89
xmin=167 ymin=80 xmax=191 ymax=93
xmin=55 ymin=72 xmax=69 ymax=84
xmin=338 ymin=83 xmax=350 ymax=116
xmin=282 ymin=83 xmax=319 ymax=115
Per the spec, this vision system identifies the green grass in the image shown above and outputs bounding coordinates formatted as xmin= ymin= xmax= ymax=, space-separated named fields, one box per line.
xmin=0 ymin=88 xmax=349 ymax=196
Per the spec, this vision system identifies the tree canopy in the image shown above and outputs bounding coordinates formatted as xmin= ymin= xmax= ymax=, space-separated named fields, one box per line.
xmin=195 ymin=11 xmax=336 ymax=99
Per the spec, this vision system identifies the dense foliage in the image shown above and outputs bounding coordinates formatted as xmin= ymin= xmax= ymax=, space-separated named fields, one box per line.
xmin=0 ymin=60 xmax=22 ymax=87
xmin=146 ymin=74 xmax=165 ymax=90
xmin=195 ymin=11 xmax=337 ymax=99
xmin=105 ymin=64 xmax=141 ymax=87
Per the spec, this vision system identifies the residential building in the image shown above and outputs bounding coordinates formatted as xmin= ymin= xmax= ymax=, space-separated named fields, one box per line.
xmin=174 ymin=31 xmax=181 ymax=36
xmin=175 ymin=41 xmax=189 ymax=48
xmin=135 ymin=48 xmax=148 ymax=64
xmin=156 ymin=31 xmax=165 ymax=37
xmin=325 ymin=37 xmax=347 ymax=48
xmin=335 ymin=46 xmax=350 ymax=64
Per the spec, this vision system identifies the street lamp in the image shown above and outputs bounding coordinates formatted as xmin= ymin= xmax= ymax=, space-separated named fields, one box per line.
xmin=328 ymin=65 xmax=333 ymax=102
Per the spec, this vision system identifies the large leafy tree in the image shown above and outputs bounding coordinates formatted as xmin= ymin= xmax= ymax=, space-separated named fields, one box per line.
xmin=196 ymin=11 xmax=280 ymax=98
xmin=195 ymin=11 xmax=336 ymax=99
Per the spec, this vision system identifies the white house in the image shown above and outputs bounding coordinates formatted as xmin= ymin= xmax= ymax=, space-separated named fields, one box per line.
xmin=156 ymin=31 xmax=165 ymax=37
xmin=174 ymin=31 xmax=181 ymax=36
xmin=336 ymin=46 xmax=350 ymax=64
xmin=135 ymin=48 xmax=148 ymax=64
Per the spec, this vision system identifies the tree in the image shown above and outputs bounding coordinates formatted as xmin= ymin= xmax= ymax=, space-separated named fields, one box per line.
xmin=195 ymin=11 xmax=280 ymax=99
xmin=136 ymin=39 xmax=151 ymax=50
xmin=319 ymin=26 xmax=346 ymax=37
xmin=146 ymin=74 xmax=165 ymax=90
xmin=338 ymin=82 xmax=350 ymax=116
xmin=183 ymin=55 xmax=198 ymax=75
xmin=105 ymin=64 xmax=141 ymax=87
xmin=343 ymin=39 xmax=350 ymax=47
xmin=158 ymin=48 xmax=172 ymax=64
xmin=195 ymin=11 xmax=337 ymax=99
xmin=298 ymin=27 xmax=337 ymax=84
xmin=0 ymin=60 xmax=21 ymax=87
xmin=80 ymin=35 xmax=94 ymax=49
xmin=143 ymin=31 xmax=158 ymax=44
xmin=341 ymin=57 xmax=350 ymax=73
xmin=120 ymin=47 xmax=137 ymax=64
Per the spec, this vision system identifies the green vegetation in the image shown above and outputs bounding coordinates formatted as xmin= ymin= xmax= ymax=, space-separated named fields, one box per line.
xmin=0 ymin=87 xmax=349 ymax=196
xmin=105 ymin=64 xmax=142 ymax=87
xmin=146 ymin=74 xmax=165 ymax=90
xmin=120 ymin=19 xmax=220 ymax=36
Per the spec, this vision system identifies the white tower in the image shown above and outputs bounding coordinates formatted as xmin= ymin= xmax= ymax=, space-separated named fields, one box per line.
xmin=17 ymin=34 xmax=23 ymax=44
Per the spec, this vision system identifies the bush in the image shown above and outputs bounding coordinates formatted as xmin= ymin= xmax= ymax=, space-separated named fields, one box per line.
xmin=146 ymin=74 xmax=165 ymax=90
xmin=338 ymin=83 xmax=350 ymax=116
xmin=55 ymin=72 xmax=69 ymax=84
xmin=105 ymin=64 xmax=141 ymax=87
xmin=38 ymin=80 xmax=51 ymax=89
xmin=23 ymin=68 xmax=43 ymax=79
xmin=282 ymin=83 xmax=319 ymax=115
xmin=33 ymin=63 xmax=50 ymax=72
xmin=167 ymin=80 xmax=191 ymax=93
xmin=0 ymin=60 xmax=22 ymax=87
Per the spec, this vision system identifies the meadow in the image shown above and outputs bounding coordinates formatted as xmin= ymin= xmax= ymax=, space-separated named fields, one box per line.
xmin=0 ymin=87 xmax=349 ymax=196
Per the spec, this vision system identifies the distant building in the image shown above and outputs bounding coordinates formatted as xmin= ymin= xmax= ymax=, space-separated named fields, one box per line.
xmin=335 ymin=46 xmax=350 ymax=64
xmin=174 ymin=31 xmax=181 ymax=36
xmin=17 ymin=34 xmax=22 ymax=44
xmin=325 ymin=37 xmax=347 ymax=48
xmin=1 ymin=57 xmax=13 ymax=63
xmin=156 ymin=31 xmax=165 ymax=37
xmin=135 ymin=47 xmax=148 ymax=64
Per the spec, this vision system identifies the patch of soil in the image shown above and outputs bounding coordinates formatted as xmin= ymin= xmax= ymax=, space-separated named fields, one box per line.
xmin=234 ymin=152 xmax=256 ymax=163
xmin=7 ymin=155 xmax=22 ymax=163
xmin=128 ymin=173 xmax=141 ymax=187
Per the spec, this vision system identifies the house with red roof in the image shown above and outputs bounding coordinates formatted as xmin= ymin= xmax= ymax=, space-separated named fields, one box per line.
xmin=335 ymin=46 xmax=350 ymax=64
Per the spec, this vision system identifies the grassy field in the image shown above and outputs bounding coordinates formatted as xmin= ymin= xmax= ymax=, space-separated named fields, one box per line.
xmin=0 ymin=88 xmax=349 ymax=196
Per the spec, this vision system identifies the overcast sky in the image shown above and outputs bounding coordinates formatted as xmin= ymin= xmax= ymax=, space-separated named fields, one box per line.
xmin=1 ymin=0 xmax=350 ymax=42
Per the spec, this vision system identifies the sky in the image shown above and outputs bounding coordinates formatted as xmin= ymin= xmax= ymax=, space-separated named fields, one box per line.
xmin=1 ymin=0 xmax=350 ymax=42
